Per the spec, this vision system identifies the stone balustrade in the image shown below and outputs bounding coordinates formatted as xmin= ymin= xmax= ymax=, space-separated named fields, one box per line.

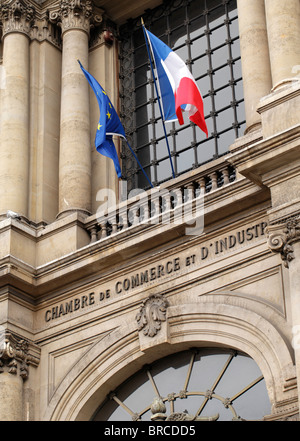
xmin=85 ymin=159 xmax=236 ymax=243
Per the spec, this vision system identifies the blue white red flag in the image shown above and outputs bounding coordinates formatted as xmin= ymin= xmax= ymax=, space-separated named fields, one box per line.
xmin=144 ymin=28 xmax=208 ymax=137
xmin=78 ymin=60 xmax=124 ymax=178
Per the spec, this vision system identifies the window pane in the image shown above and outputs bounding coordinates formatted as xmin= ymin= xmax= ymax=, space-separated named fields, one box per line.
xmin=120 ymin=0 xmax=245 ymax=191
xmin=93 ymin=349 xmax=271 ymax=421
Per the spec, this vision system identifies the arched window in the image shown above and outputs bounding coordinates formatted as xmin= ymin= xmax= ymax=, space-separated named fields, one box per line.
xmin=93 ymin=348 xmax=271 ymax=421
xmin=119 ymin=0 xmax=245 ymax=191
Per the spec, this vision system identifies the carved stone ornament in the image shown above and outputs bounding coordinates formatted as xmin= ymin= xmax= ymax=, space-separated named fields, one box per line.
xmin=0 ymin=331 xmax=40 ymax=380
xmin=136 ymin=294 xmax=169 ymax=337
xmin=150 ymin=397 xmax=219 ymax=421
xmin=49 ymin=0 xmax=103 ymax=36
xmin=0 ymin=0 xmax=35 ymax=36
xmin=266 ymin=217 xmax=300 ymax=268
xmin=166 ymin=412 xmax=219 ymax=421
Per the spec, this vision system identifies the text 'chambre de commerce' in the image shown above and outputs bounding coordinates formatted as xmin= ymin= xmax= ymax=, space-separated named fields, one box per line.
xmin=44 ymin=221 xmax=267 ymax=323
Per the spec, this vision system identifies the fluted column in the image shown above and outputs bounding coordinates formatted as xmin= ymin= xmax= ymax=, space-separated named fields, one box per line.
xmin=0 ymin=0 xmax=34 ymax=218
xmin=57 ymin=0 xmax=101 ymax=218
xmin=264 ymin=0 xmax=300 ymax=90
xmin=237 ymin=0 xmax=272 ymax=133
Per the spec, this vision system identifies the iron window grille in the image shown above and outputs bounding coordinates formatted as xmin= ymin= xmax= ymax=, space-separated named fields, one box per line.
xmin=93 ymin=348 xmax=271 ymax=421
xmin=119 ymin=0 xmax=245 ymax=192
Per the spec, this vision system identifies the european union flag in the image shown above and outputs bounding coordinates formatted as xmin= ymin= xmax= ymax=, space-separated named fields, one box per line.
xmin=78 ymin=61 xmax=125 ymax=178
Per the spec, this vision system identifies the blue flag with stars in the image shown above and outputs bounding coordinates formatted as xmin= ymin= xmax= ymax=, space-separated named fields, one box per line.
xmin=78 ymin=61 xmax=125 ymax=178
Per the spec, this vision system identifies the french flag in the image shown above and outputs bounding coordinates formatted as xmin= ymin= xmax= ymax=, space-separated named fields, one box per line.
xmin=144 ymin=27 xmax=208 ymax=137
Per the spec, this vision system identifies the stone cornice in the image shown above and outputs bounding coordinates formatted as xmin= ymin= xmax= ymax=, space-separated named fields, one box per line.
xmin=0 ymin=161 xmax=269 ymax=298
xmin=227 ymin=124 xmax=300 ymax=187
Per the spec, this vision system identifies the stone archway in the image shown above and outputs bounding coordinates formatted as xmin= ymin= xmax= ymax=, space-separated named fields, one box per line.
xmin=43 ymin=300 xmax=297 ymax=421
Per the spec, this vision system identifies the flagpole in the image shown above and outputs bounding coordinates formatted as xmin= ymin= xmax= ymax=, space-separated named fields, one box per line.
xmin=141 ymin=19 xmax=176 ymax=179
xmin=78 ymin=59 xmax=153 ymax=188
xmin=125 ymin=140 xmax=154 ymax=188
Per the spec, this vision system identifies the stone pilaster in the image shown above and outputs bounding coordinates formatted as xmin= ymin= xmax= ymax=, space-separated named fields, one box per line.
xmin=264 ymin=0 xmax=300 ymax=91
xmin=236 ymin=0 xmax=272 ymax=134
xmin=0 ymin=331 xmax=40 ymax=421
xmin=0 ymin=0 xmax=34 ymax=218
xmin=88 ymin=21 xmax=120 ymax=214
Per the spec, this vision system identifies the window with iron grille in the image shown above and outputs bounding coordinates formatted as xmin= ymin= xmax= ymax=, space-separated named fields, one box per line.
xmin=93 ymin=349 xmax=271 ymax=421
xmin=119 ymin=0 xmax=245 ymax=192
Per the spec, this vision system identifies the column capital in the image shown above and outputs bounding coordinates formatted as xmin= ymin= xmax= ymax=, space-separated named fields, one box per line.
xmin=266 ymin=216 xmax=300 ymax=268
xmin=0 ymin=331 xmax=40 ymax=381
xmin=0 ymin=0 xmax=35 ymax=37
xmin=49 ymin=0 xmax=103 ymax=36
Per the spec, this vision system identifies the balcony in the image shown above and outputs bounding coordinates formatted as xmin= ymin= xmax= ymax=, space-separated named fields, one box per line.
xmin=85 ymin=157 xmax=237 ymax=244
xmin=0 ymin=154 xmax=270 ymax=296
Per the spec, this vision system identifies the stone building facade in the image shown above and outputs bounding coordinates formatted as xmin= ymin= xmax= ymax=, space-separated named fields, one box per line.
xmin=0 ymin=0 xmax=299 ymax=421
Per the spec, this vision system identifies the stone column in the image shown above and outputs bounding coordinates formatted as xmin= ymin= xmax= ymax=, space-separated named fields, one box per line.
xmin=237 ymin=0 xmax=272 ymax=133
xmin=266 ymin=218 xmax=300 ymax=408
xmin=264 ymin=0 xmax=300 ymax=90
xmin=0 ymin=332 xmax=40 ymax=421
xmin=0 ymin=0 xmax=34 ymax=218
xmin=89 ymin=25 xmax=119 ymax=214
xmin=57 ymin=0 xmax=100 ymax=218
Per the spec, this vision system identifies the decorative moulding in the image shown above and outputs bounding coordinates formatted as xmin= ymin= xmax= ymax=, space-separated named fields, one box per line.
xmin=136 ymin=294 xmax=169 ymax=338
